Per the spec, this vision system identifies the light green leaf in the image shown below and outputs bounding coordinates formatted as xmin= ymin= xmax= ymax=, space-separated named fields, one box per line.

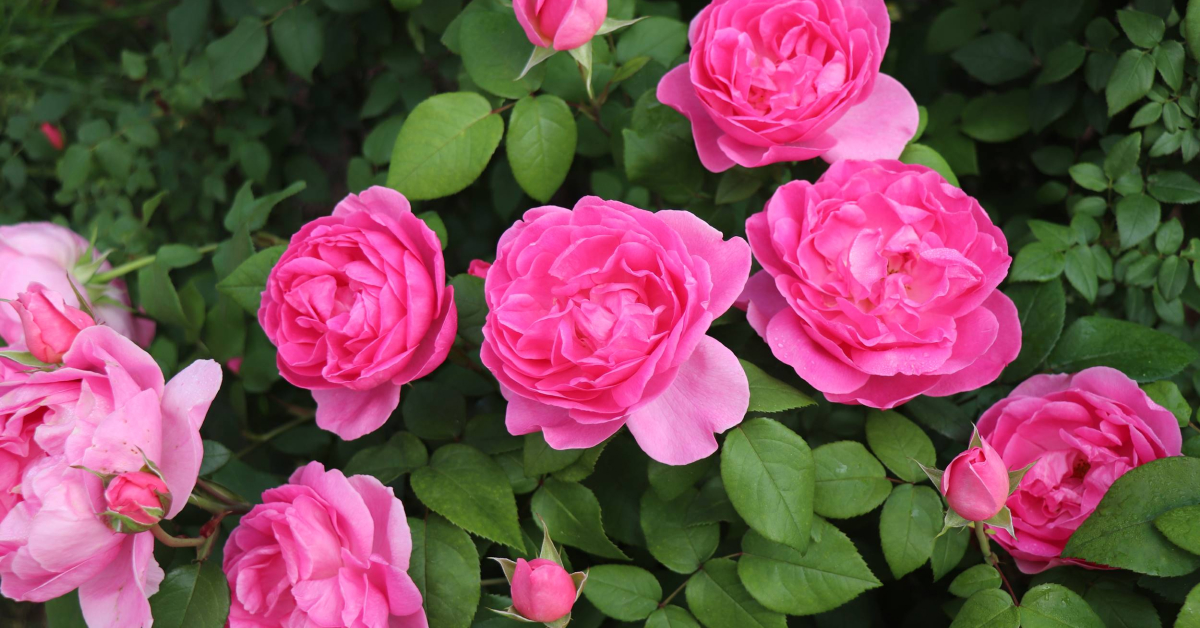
xmin=148 ymin=560 xmax=230 ymax=628
xmin=1106 ymin=50 xmax=1156 ymax=116
xmin=879 ymin=484 xmax=942 ymax=579
xmin=931 ymin=527 xmax=971 ymax=582
xmin=387 ymin=92 xmax=503 ymax=200
xmin=460 ymin=12 xmax=545 ymax=99
xmin=410 ymin=444 xmax=525 ymax=550
xmin=1154 ymin=504 xmax=1200 ymax=555
xmin=1148 ymin=171 xmax=1200 ymax=204
xmin=1117 ymin=10 xmax=1165 ymax=48
xmin=721 ymin=418 xmax=815 ymax=553
xmin=812 ymin=441 xmax=891 ymax=519
xmin=1020 ymin=584 xmax=1105 ymax=628
xmin=409 ymin=515 xmax=481 ymax=628
xmin=685 ymin=558 xmax=786 ymax=628
xmin=948 ymin=564 xmax=1001 ymax=598
xmin=950 ymin=590 xmax=1019 ymax=628
xmin=615 ymin=17 xmax=688 ymax=66
xmin=524 ymin=432 xmax=584 ymax=477
xmin=645 ymin=606 xmax=701 ymax=628
xmin=215 ymin=245 xmax=286 ymax=314
xmin=531 ymin=478 xmax=628 ymax=559
xmin=900 ymin=143 xmax=959 ymax=186
xmin=741 ymin=360 xmax=816 ymax=414
xmin=865 ymin=410 xmax=936 ymax=484
xmin=582 ymin=565 xmax=661 ymax=621
xmin=506 ymin=95 xmax=577 ymax=203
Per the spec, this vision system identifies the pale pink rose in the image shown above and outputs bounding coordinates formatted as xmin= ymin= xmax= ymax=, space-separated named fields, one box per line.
xmin=743 ymin=160 xmax=1019 ymax=409
xmin=223 ymin=461 xmax=427 ymax=628
xmin=942 ymin=435 xmax=1009 ymax=522
xmin=514 ymin=0 xmax=607 ymax=51
xmin=103 ymin=471 xmax=169 ymax=528
xmin=467 ymin=259 xmax=492 ymax=279
xmin=259 ymin=186 xmax=457 ymax=440
xmin=977 ymin=367 xmax=1182 ymax=574
xmin=9 ymin=283 xmax=95 ymax=364
xmin=0 ymin=326 xmax=221 ymax=628
xmin=512 ymin=558 xmax=576 ymax=623
xmin=657 ymin=0 xmax=919 ymax=172
xmin=0 ymin=223 xmax=154 ymax=349
xmin=481 ymin=197 xmax=751 ymax=465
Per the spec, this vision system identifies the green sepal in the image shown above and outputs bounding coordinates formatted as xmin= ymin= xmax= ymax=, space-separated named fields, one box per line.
xmin=537 ymin=514 xmax=564 ymax=565
xmin=568 ymin=44 xmax=594 ymax=100
xmin=1007 ymin=463 xmax=1034 ymax=495
xmin=491 ymin=557 xmax=517 ymax=584
xmin=595 ymin=17 xmax=645 ymax=36
xmin=103 ymin=509 xmax=159 ymax=534
xmin=0 ymin=351 xmax=53 ymax=370
xmin=982 ymin=506 xmax=1016 ymax=538
xmin=488 ymin=607 xmax=539 ymax=623
xmin=937 ymin=508 xmax=972 ymax=538
xmin=968 ymin=426 xmax=983 ymax=450
xmin=915 ymin=460 xmax=944 ymax=487
xmin=518 ymin=46 xmax=557 ymax=80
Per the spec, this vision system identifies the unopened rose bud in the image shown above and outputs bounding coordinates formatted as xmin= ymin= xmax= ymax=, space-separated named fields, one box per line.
xmin=467 ymin=259 xmax=491 ymax=279
xmin=511 ymin=558 xmax=577 ymax=623
xmin=104 ymin=471 xmax=169 ymax=531
xmin=942 ymin=435 xmax=1010 ymax=522
xmin=40 ymin=123 xmax=64 ymax=150
xmin=9 ymin=284 xmax=95 ymax=363
xmin=514 ymin=0 xmax=607 ymax=51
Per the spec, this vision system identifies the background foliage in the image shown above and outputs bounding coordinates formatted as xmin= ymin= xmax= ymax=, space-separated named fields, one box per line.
xmin=8 ymin=0 xmax=1200 ymax=626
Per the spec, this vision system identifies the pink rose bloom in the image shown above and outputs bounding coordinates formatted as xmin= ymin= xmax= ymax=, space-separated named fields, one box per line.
xmin=977 ymin=367 xmax=1182 ymax=574
xmin=657 ymin=0 xmax=919 ymax=172
xmin=103 ymin=471 xmax=169 ymax=528
xmin=942 ymin=435 xmax=1009 ymax=522
xmin=40 ymin=123 xmax=64 ymax=151
xmin=223 ymin=461 xmax=426 ymax=628
xmin=481 ymin=197 xmax=752 ymax=465
xmin=514 ymin=0 xmax=607 ymax=51
xmin=9 ymin=283 xmax=95 ymax=364
xmin=0 ymin=326 xmax=221 ymax=627
xmin=743 ymin=160 xmax=1019 ymax=409
xmin=467 ymin=258 xmax=492 ymax=279
xmin=511 ymin=558 xmax=576 ymax=623
xmin=0 ymin=223 xmax=154 ymax=349
xmin=259 ymin=186 xmax=457 ymax=440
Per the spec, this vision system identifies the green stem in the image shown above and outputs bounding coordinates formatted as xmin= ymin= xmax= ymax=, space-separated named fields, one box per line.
xmin=660 ymin=576 xmax=691 ymax=608
xmin=974 ymin=523 xmax=1018 ymax=604
xmin=92 ymin=243 xmax=219 ymax=283
xmin=480 ymin=578 xmax=509 ymax=587
xmin=188 ymin=491 xmax=232 ymax=514
xmin=150 ymin=524 xmax=206 ymax=548
xmin=236 ymin=413 xmax=316 ymax=459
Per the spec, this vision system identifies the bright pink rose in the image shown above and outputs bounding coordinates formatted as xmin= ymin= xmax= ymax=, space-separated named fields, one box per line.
xmin=468 ymin=258 xmax=492 ymax=279
xmin=657 ymin=0 xmax=919 ymax=172
xmin=259 ymin=186 xmax=457 ymax=440
xmin=743 ymin=160 xmax=1019 ymax=409
xmin=977 ymin=367 xmax=1182 ymax=574
xmin=0 ymin=222 xmax=153 ymax=349
xmin=104 ymin=471 xmax=169 ymax=528
xmin=40 ymin=123 xmax=64 ymax=151
xmin=481 ymin=197 xmax=751 ymax=465
xmin=0 ymin=326 xmax=221 ymax=628
xmin=9 ymin=283 xmax=95 ymax=364
xmin=514 ymin=0 xmax=607 ymax=51
xmin=223 ymin=461 xmax=426 ymax=628
xmin=942 ymin=435 xmax=1009 ymax=522
xmin=511 ymin=558 xmax=576 ymax=623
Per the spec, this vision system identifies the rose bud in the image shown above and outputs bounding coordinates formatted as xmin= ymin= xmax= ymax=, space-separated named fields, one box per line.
xmin=40 ymin=122 xmax=64 ymax=150
xmin=104 ymin=471 xmax=170 ymax=531
xmin=511 ymin=558 xmax=577 ymax=623
xmin=514 ymin=0 xmax=607 ymax=51
xmin=9 ymin=283 xmax=95 ymax=363
xmin=942 ymin=435 xmax=1010 ymax=522
xmin=467 ymin=259 xmax=491 ymax=279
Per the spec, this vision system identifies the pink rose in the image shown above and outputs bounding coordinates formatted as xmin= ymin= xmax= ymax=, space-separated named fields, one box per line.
xmin=0 ymin=326 xmax=221 ymax=627
xmin=259 ymin=186 xmax=457 ymax=440
xmin=468 ymin=258 xmax=492 ymax=279
xmin=514 ymin=0 xmax=607 ymax=51
xmin=942 ymin=435 xmax=1009 ymax=522
xmin=223 ymin=461 xmax=426 ymax=628
xmin=743 ymin=160 xmax=1019 ymax=409
xmin=657 ymin=0 xmax=919 ymax=172
xmin=511 ymin=558 xmax=576 ymax=623
xmin=40 ymin=123 xmax=64 ymax=151
xmin=0 ymin=222 xmax=154 ymax=349
xmin=481 ymin=197 xmax=752 ymax=465
xmin=103 ymin=471 xmax=169 ymax=528
xmin=977 ymin=367 xmax=1182 ymax=574
xmin=9 ymin=283 xmax=95 ymax=364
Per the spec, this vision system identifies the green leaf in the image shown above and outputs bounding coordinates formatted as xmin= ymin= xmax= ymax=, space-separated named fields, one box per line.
xmin=1105 ymin=133 xmax=1143 ymax=180
xmin=402 ymin=381 xmax=467 ymax=440
xmin=582 ymin=565 xmax=661 ymax=621
xmin=1159 ymin=256 xmax=1190 ymax=301
xmin=524 ymin=432 xmax=584 ymax=476
xmin=900 ymin=143 xmax=959 ymax=186
xmin=1156 ymin=503 xmax=1200 ymax=555
xmin=417 ymin=210 xmax=448 ymax=250
xmin=460 ymin=12 xmax=545 ymax=99
xmin=215 ymin=245 xmax=286 ymax=314
xmin=1148 ymin=171 xmax=1200 ymax=204
xmin=685 ymin=558 xmax=786 ymax=628
xmin=738 ymin=519 xmax=881 ymax=616
xmin=1047 ymin=316 xmax=1198 ymax=382
xmin=1002 ymin=280 xmax=1065 ymax=381
xmin=879 ymin=484 xmax=942 ymax=579
xmin=1144 ymin=380 xmax=1192 ymax=427
xmin=812 ymin=441 xmax=891 ymax=519
xmin=1189 ymin=0 xmax=1200 ymax=61
xmin=1117 ymin=10 xmax=1165 ymax=48
xmin=148 ymin=559 xmax=230 ymax=628
xmin=1178 ymin=582 xmax=1200 ymax=627
xmin=1083 ymin=583 xmax=1159 ymax=628
xmin=649 ymin=457 xmax=712 ymax=501
xmin=949 ymin=565 xmax=1002 ymax=598
xmin=1154 ymin=41 xmax=1185 ymax=91
xmin=1065 ymin=246 xmax=1098 ymax=303
xmin=409 ymin=515 xmax=481 ymax=628
xmin=950 ymin=590 xmax=1019 ymax=628
xmin=222 ymin=180 xmax=306 ymax=232
xmin=925 ymin=7 xmax=984 ymax=54
xmin=715 ymin=168 xmax=766 ymax=205
xmin=270 ymin=5 xmax=322 ymax=82
xmin=931 ymin=527 xmax=971 ymax=582
xmin=1064 ymin=457 xmax=1200 ymax=576
xmin=199 ymin=440 xmax=232 ymax=476
xmin=410 ymin=444 xmax=525 ymax=550
xmin=721 ymin=418 xmax=815 ymax=553
xmin=1116 ymin=194 xmax=1162 ymax=249
xmin=387 ymin=92 xmax=504 ymax=200
xmin=1019 ymin=584 xmax=1104 ymax=628
xmin=615 ymin=17 xmax=688 ymax=66
xmin=45 ymin=591 xmax=87 ymax=628
xmin=641 ymin=487 xmax=719 ymax=573
xmin=506 ymin=95 xmax=577 ymax=203
xmin=168 ymin=0 xmax=210 ymax=52
xmin=1106 ymin=50 xmax=1156 ymax=116
xmin=1037 ymin=41 xmax=1087 ymax=84
xmin=865 ymin=410 xmax=936 ymax=484
xmin=531 ymin=478 xmax=628 ymax=559
xmin=344 ymin=432 xmax=428 ymax=483
xmin=57 ymin=145 xmax=91 ymax=191
xmin=741 ymin=360 xmax=816 ymax=414
xmin=121 ymin=50 xmax=147 ymax=80
xmin=646 ymin=606 xmax=701 ymax=628
xmin=1069 ymin=163 xmax=1109 ymax=192
xmin=206 ymin=17 xmax=268 ymax=92
xmin=950 ymin=33 xmax=1034 ymax=85
xmin=364 ymin=116 xmax=405 ymax=166
xmin=961 ymin=91 xmax=1030 ymax=142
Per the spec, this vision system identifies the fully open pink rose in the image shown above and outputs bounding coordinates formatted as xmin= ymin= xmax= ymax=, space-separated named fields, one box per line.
xmin=259 ymin=186 xmax=457 ymax=441
xmin=977 ymin=367 xmax=1182 ymax=574
xmin=9 ymin=283 xmax=95 ymax=364
xmin=657 ymin=0 xmax=919 ymax=172
xmin=511 ymin=558 xmax=576 ymax=623
xmin=0 ymin=326 xmax=220 ymax=628
xmin=942 ymin=435 xmax=1009 ymax=522
xmin=223 ymin=461 xmax=426 ymax=628
xmin=0 ymin=223 xmax=153 ymax=350
xmin=481 ymin=197 xmax=751 ymax=465
xmin=514 ymin=0 xmax=607 ymax=51
xmin=743 ymin=160 xmax=1019 ymax=409
xmin=104 ymin=471 xmax=169 ymax=528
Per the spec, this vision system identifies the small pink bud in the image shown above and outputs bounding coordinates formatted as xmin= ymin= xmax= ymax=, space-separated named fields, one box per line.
xmin=104 ymin=471 xmax=169 ymax=527
xmin=468 ymin=259 xmax=492 ymax=279
xmin=40 ymin=123 xmax=64 ymax=150
xmin=511 ymin=558 xmax=576 ymax=623
xmin=513 ymin=0 xmax=607 ymax=51
xmin=942 ymin=435 xmax=1010 ymax=522
xmin=226 ymin=357 xmax=243 ymax=374
xmin=9 ymin=284 xmax=95 ymax=363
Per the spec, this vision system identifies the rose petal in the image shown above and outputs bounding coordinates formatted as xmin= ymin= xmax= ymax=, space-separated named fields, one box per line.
xmin=821 ymin=74 xmax=920 ymax=162
xmin=312 ymin=384 xmax=402 ymax=440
